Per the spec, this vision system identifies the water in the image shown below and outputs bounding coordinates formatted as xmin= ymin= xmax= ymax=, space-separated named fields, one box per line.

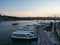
xmin=0 ymin=20 xmax=54 ymax=45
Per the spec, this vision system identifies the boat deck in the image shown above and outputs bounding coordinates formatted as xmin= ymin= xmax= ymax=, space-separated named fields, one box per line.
xmin=11 ymin=25 xmax=38 ymax=40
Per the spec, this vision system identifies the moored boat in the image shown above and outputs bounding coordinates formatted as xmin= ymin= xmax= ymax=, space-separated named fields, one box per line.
xmin=11 ymin=25 xmax=38 ymax=40
xmin=12 ymin=23 xmax=19 ymax=25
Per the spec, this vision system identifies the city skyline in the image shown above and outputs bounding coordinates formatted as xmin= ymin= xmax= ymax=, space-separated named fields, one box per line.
xmin=0 ymin=0 xmax=60 ymax=17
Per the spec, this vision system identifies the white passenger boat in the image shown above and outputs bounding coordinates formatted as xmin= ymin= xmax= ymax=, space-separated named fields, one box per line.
xmin=11 ymin=25 xmax=38 ymax=40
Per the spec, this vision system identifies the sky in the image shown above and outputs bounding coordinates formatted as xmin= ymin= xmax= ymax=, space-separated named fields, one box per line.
xmin=0 ymin=0 xmax=60 ymax=17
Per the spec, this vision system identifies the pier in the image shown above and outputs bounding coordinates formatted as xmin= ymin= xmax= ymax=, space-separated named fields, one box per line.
xmin=36 ymin=25 xmax=54 ymax=45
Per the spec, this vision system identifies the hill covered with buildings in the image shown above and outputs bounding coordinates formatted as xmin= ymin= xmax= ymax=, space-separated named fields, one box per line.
xmin=0 ymin=15 xmax=60 ymax=21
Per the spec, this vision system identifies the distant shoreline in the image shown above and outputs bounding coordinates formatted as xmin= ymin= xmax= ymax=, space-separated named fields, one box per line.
xmin=0 ymin=15 xmax=60 ymax=21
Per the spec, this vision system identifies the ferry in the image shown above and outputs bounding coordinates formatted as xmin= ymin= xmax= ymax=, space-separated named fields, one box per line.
xmin=11 ymin=25 xmax=38 ymax=40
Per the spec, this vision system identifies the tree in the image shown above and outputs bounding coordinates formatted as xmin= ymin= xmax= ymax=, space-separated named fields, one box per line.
xmin=50 ymin=22 xmax=53 ymax=28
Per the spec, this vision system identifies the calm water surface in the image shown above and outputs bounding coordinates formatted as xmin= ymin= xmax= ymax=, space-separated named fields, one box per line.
xmin=0 ymin=20 xmax=53 ymax=45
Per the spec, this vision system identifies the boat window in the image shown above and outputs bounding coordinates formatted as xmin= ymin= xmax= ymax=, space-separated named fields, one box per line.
xmin=13 ymin=34 xmax=27 ymax=37
xmin=12 ymin=33 xmax=34 ymax=37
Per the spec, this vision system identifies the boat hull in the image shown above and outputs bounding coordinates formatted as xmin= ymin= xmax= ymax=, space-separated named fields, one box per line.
xmin=11 ymin=37 xmax=38 ymax=41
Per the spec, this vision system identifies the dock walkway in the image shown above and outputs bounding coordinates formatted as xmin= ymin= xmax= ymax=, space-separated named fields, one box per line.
xmin=37 ymin=26 xmax=54 ymax=45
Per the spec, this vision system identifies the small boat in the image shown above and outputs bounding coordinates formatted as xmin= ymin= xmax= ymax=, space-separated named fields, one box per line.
xmin=12 ymin=23 xmax=19 ymax=25
xmin=11 ymin=26 xmax=38 ymax=40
